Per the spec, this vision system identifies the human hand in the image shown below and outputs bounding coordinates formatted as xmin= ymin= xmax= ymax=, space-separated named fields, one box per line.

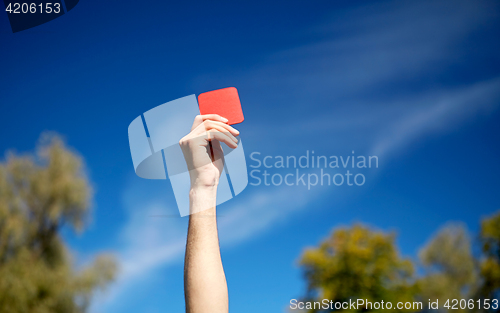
xmin=179 ymin=114 xmax=240 ymax=189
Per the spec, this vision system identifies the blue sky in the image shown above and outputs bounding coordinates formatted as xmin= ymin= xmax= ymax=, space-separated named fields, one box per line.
xmin=1 ymin=0 xmax=500 ymax=312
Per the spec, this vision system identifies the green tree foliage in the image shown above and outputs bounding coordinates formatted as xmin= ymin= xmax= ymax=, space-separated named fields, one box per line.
xmin=298 ymin=224 xmax=417 ymax=313
xmin=418 ymin=223 xmax=478 ymax=312
xmin=0 ymin=134 xmax=117 ymax=313
xmin=299 ymin=214 xmax=500 ymax=313
xmin=479 ymin=212 xmax=500 ymax=301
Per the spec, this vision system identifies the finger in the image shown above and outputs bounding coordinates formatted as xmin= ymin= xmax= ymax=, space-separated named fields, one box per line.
xmin=191 ymin=114 xmax=228 ymax=130
xmin=204 ymin=120 xmax=240 ymax=137
xmin=207 ymin=130 xmax=238 ymax=149
xmin=190 ymin=119 xmax=239 ymax=142
xmin=204 ymin=122 xmax=238 ymax=144
xmin=200 ymin=114 xmax=228 ymax=123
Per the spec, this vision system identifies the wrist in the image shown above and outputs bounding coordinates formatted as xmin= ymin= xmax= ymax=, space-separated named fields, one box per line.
xmin=189 ymin=185 xmax=217 ymax=211
xmin=189 ymin=184 xmax=217 ymax=195
xmin=189 ymin=172 xmax=220 ymax=190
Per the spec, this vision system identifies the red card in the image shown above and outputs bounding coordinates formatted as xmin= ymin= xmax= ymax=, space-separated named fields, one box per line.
xmin=198 ymin=87 xmax=244 ymax=125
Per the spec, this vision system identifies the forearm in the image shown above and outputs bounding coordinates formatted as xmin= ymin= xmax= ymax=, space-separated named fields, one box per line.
xmin=184 ymin=186 xmax=228 ymax=313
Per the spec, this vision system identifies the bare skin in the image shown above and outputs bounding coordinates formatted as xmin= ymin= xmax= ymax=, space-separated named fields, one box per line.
xmin=179 ymin=114 xmax=239 ymax=313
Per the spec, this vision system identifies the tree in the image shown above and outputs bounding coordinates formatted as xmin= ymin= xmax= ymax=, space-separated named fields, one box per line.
xmin=478 ymin=211 xmax=500 ymax=303
xmin=418 ymin=223 xmax=479 ymax=312
xmin=298 ymin=224 xmax=417 ymax=313
xmin=0 ymin=134 xmax=117 ymax=313
xmin=298 ymin=213 xmax=500 ymax=313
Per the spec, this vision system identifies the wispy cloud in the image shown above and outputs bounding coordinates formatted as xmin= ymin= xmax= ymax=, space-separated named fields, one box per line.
xmin=371 ymin=77 xmax=500 ymax=158
xmin=194 ymin=0 xmax=497 ymax=100
xmin=90 ymin=200 xmax=187 ymax=312
xmin=218 ymin=186 xmax=323 ymax=246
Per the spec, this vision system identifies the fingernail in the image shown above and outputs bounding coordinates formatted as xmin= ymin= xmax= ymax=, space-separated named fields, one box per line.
xmin=221 ymin=117 xmax=228 ymax=122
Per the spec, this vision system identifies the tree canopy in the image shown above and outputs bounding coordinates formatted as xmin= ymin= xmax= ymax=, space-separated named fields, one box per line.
xmin=479 ymin=212 xmax=500 ymax=302
xmin=0 ymin=134 xmax=117 ymax=313
xmin=299 ymin=224 xmax=417 ymax=312
xmin=299 ymin=213 xmax=500 ymax=313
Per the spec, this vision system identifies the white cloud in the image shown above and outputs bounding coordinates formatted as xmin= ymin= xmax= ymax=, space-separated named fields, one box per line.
xmin=371 ymin=77 xmax=500 ymax=158
xmin=218 ymin=186 xmax=323 ymax=246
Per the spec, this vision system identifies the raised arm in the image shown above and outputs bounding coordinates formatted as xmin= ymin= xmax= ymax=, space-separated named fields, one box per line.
xmin=179 ymin=114 xmax=240 ymax=313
